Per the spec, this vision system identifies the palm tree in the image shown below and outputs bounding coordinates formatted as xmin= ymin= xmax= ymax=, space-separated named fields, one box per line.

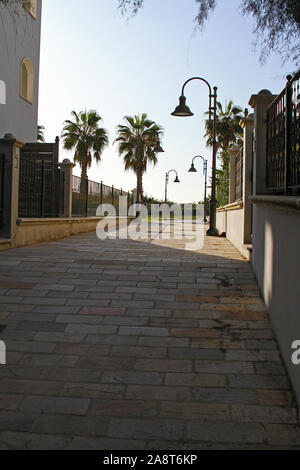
xmin=115 ymin=113 xmax=163 ymax=202
xmin=37 ymin=125 xmax=45 ymax=142
xmin=62 ymin=110 xmax=109 ymax=183
xmin=204 ymin=100 xmax=243 ymax=151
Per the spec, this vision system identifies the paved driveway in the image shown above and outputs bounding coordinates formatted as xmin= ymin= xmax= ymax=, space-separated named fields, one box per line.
xmin=0 ymin=230 xmax=299 ymax=449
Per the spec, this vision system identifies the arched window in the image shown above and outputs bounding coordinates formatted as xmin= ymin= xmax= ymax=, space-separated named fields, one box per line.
xmin=23 ymin=0 xmax=37 ymax=19
xmin=20 ymin=58 xmax=34 ymax=104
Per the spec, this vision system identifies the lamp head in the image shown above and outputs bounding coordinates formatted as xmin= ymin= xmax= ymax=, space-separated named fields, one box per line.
xmin=174 ymin=176 xmax=180 ymax=183
xmin=154 ymin=141 xmax=165 ymax=153
xmin=171 ymin=96 xmax=194 ymax=117
xmin=188 ymin=163 xmax=197 ymax=173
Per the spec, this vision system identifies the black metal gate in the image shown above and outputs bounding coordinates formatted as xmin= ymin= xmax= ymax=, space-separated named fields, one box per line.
xmin=0 ymin=154 xmax=4 ymax=227
xmin=18 ymin=158 xmax=64 ymax=218
xmin=266 ymin=70 xmax=300 ymax=193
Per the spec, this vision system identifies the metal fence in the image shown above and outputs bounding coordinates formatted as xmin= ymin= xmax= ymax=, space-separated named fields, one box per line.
xmin=266 ymin=70 xmax=300 ymax=193
xmin=0 ymin=154 xmax=4 ymax=228
xmin=235 ymin=147 xmax=243 ymax=201
xmin=18 ymin=158 xmax=64 ymax=218
xmin=72 ymin=176 xmax=134 ymax=217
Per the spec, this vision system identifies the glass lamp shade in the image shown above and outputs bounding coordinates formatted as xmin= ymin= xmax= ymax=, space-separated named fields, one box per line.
xmin=171 ymin=96 xmax=194 ymax=117
xmin=154 ymin=142 xmax=165 ymax=153
xmin=188 ymin=163 xmax=197 ymax=173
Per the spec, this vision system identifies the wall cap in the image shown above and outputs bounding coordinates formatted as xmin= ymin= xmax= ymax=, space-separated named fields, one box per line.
xmin=217 ymin=201 xmax=243 ymax=212
xmin=16 ymin=217 xmax=135 ymax=226
xmin=249 ymin=195 xmax=300 ymax=211
xmin=248 ymin=93 xmax=277 ymax=108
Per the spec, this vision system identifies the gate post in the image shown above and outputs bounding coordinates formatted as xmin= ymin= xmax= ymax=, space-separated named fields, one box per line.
xmin=241 ymin=113 xmax=254 ymax=244
xmin=228 ymin=145 xmax=240 ymax=204
xmin=249 ymin=90 xmax=277 ymax=195
xmin=0 ymin=134 xmax=24 ymax=240
xmin=58 ymin=159 xmax=76 ymax=218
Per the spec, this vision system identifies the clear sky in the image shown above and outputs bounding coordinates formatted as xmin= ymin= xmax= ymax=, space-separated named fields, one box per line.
xmin=38 ymin=0 xmax=294 ymax=203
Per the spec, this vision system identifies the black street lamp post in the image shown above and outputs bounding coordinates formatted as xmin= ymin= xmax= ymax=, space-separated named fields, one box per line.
xmin=188 ymin=155 xmax=208 ymax=223
xmin=171 ymin=76 xmax=219 ymax=236
xmin=165 ymin=170 xmax=180 ymax=203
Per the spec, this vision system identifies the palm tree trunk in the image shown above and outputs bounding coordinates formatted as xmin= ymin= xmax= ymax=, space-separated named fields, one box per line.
xmin=139 ymin=170 xmax=144 ymax=202
xmin=80 ymin=155 xmax=88 ymax=195
xmin=136 ymin=169 xmax=142 ymax=204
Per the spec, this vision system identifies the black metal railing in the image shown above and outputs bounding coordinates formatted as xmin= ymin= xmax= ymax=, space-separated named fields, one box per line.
xmin=19 ymin=158 xmax=64 ymax=218
xmin=235 ymin=147 xmax=243 ymax=201
xmin=0 ymin=154 xmax=4 ymax=228
xmin=72 ymin=176 xmax=134 ymax=217
xmin=266 ymin=70 xmax=300 ymax=193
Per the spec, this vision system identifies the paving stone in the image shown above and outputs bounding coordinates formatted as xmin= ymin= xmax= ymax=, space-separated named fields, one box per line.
xmin=77 ymin=357 xmax=135 ymax=370
xmin=126 ymin=385 xmax=191 ymax=401
xmin=0 ymin=432 xmax=72 ymax=450
xmin=85 ymin=334 xmax=138 ymax=346
xmin=257 ymin=390 xmax=294 ymax=406
xmin=232 ymin=405 xmax=298 ymax=423
xmin=6 ymin=340 xmax=56 ymax=354
xmin=0 ymin=378 xmax=63 ymax=395
xmin=15 ymin=321 xmax=66 ymax=333
xmin=68 ymin=437 xmax=146 ymax=450
xmin=135 ymin=359 xmax=192 ymax=373
xmin=0 ymin=394 xmax=24 ymax=410
xmin=228 ymin=374 xmax=290 ymax=390
xmin=226 ymin=350 xmax=281 ymax=362
xmin=168 ymin=348 xmax=224 ymax=361
xmin=254 ymin=362 xmax=286 ymax=375
xmin=19 ymin=354 xmax=78 ymax=367
xmin=34 ymin=332 xmax=86 ymax=343
xmin=171 ymin=328 xmax=221 ymax=338
xmin=102 ymin=371 xmax=163 ymax=385
xmin=65 ymin=324 xmax=117 ymax=335
xmin=111 ymin=346 xmax=167 ymax=359
xmin=165 ymin=373 xmax=226 ymax=387
xmin=80 ymin=307 xmax=125 ymax=315
xmin=160 ymin=402 xmax=230 ymax=420
xmin=186 ymin=421 xmax=264 ymax=443
xmin=21 ymin=396 xmax=90 ymax=415
xmin=33 ymin=306 xmax=80 ymax=314
xmin=107 ymin=418 xmax=185 ymax=441
xmin=194 ymin=361 xmax=254 ymax=375
xmin=89 ymin=399 xmax=158 ymax=417
xmin=32 ymin=414 xmax=109 ymax=436
xmin=40 ymin=367 xmax=102 ymax=383
xmin=0 ymin=411 xmax=36 ymax=432
xmin=61 ymin=382 xmax=125 ymax=399
xmin=191 ymin=387 xmax=258 ymax=404
xmin=119 ymin=326 xmax=169 ymax=337
xmin=263 ymin=424 xmax=300 ymax=446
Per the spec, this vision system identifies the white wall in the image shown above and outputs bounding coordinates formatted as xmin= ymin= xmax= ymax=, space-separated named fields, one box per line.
xmin=0 ymin=1 xmax=42 ymax=142
xmin=252 ymin=202 xmax=300 ymax=408
xmin=216 ymin=207 xmax=248 ymax=258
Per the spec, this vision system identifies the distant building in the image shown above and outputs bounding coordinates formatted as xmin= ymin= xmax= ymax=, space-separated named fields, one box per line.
xmin=0 ymin=0 xmax=42 ymax=142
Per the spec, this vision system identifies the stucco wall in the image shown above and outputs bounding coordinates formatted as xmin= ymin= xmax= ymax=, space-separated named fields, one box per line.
xmin=0 ymin=1 xmax=42 ymax=142
xmin=251 ymin=202 xmax=300 ymax=408
xmin=216 ymin=205 xmax=249 ymax=259
xmin=0 ymin=217 xmax=135 ymax=251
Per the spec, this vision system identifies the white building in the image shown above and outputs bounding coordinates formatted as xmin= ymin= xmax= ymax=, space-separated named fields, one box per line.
xmin=0 ymin=0 xmax=42 ymax=142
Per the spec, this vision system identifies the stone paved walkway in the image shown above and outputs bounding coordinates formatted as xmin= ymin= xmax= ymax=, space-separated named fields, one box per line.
xmin=0 ymin=229 xmax=300 ymax=450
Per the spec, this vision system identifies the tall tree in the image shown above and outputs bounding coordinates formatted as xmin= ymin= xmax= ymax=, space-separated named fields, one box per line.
xmin=115 ymin=113 xmax=163 ymax=202
xmin=62 ymin=110 xmax=109 ymax=183
xmin=37 ymin=124 xmax=45 ymax=143
xmin=204 ymin=100 xmax=244 ymax=207
xmin=118 ymin=0 xmax=300 ymax=65
xmin=205 ymin=100 xmax=243 ymax=151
